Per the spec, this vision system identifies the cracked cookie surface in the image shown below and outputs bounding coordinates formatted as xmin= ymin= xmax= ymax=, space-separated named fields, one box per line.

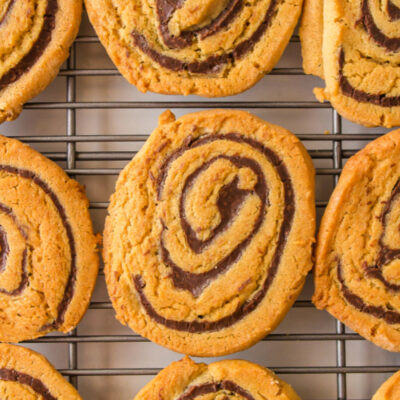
xmin=84 ymin=0 xmax=302 ymax=97
xmin=104 ymin=109 xmax=315 ymax=356
xmin=314 ymin=129 xmax=400 ymax=352
xmin=373 ymin=370 xmax=400 ymax=399
xmin=0 ymin=343 xmax=82 ymax=399
xmin=0 ymin=135 xmax=98 ymax=343
xmin=133 ymin=356 xmax=301 ymax=400
xmin=300 ymin=0 xmax=400 ymax=127
xmin=0 ymin=0 xmax=81 ymax=123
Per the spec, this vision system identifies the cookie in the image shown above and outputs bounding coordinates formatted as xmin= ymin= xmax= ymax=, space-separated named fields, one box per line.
xmin=0 ymin=0 xmax=81 ymax=123
xmin=0 ymin=343 xmax=82 ymax=399
xmin=0 ymin=135 xmax=98 ymax=343
xmin=300 ymin=0 xmax=400 ymax=127
xmin=134 ymin=356 xmax=300 ymax=400
xmin=314 ymin=129 xmax=400 ymax=352
xmin=373 ymin=371 xmax=400 ymax=399
xmin=104 ymin=109 xmax=315 ymax=356
xmin=84 ymin=0 xmax=302 ymax=97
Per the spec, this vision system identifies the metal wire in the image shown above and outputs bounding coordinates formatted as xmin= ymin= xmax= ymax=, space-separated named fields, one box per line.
xmin=20 ymin=30 xmax=397 ymax=400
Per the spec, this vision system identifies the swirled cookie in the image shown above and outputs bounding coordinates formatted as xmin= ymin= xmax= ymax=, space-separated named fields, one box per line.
xmin=133 ymin=357 xmax=300 ymax=400
xmin=104 ymin=109 xmax=315 ymax=356
xmin=0 ymin=343 xmax=82 ymax=399
xmin=0 ymin=0 xmax=81 ymax=123
xmin=0 ymin=135 xmax=98 ymax=343
xmin=314 ymin=129 xmax=400 ymax=352
xmin=300 ymin=0 xmax=400 ymax=127
xmin=84 ymin=0 xmax=302 ymax=97
xmin=373 ymin=370 xmax=400 ymax=399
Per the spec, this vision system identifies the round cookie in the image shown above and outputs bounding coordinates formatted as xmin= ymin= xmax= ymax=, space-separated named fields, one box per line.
xmin=314 ymin=129 xmax=400 ymax=352
xmin=0 ymin=343 xmax=82 ymax=399
xmin=373 ymin=371 xmax=400 ymax=399
xmin=84 ymin=0 xmax=302 ymax=97
xmin=0 ymin=0 xmax=81 ymax=123
xmin=0 ymin=135 xmax=98 ymax=343
xmin=104 ymin=109 xmax=315 ymax=356
xmin=134 ymin=357 xmax=301 ymax=400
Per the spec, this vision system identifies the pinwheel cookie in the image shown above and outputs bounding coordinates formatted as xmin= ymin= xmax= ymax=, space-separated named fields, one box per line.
xmin=314 ymin=129 xmax=400 ymax=352
xmin=84 ymin=0 xmax=302 ymax=97
xmin=104 ymin=109 xmax=315 ymax=356
xmin=0 ymin=343 xmax=82 ymax=399
xmin=0 ymin=135 xmax=98 ymax=343
xmin=0 ymin=0 xmax=81 ymax=123
xmin=300 ymin=0 xmax=400 ymax=127
xmin=373 ymin=370 xmax=400 ymax=399
xmin=134 ymin=357 xmax=300 ymax=400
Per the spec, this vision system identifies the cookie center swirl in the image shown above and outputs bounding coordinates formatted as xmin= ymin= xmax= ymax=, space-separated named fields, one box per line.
xmin=337 ymin=179 xmax=400 ymax=324
xmin=133 ymin=133 xmax=294 ymax=333
xmin=161 ymin=154 xmax=267 ymax=297
xmin=0 ymin=0 xmax=58 ymax=91
xmin=132 ymin=0 xmax=279 ymax=74
xmin=156 ymin=0 xmax=243 ymax=49
xmin=0 ymin=368 xmax=57 ymax=400
xmin=0 ymin=165 xmax=76 ymax=330
xmin=177 ymin=380 xmax=254 ymax=400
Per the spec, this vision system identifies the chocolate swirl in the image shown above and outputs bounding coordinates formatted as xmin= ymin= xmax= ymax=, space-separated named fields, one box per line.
xmin=339 ymin=49 xmax=400 ymax=107
xmin=0 ymin=0 xmax=58 ymax=91
xmin=177 ymin=380 xmax=254 ymax=400
xmin=156 ymin=0 xmax=243 ymax=49
xmin=134 ymin=133 xmax=294 ymax=333
xmin=387 ymin=0 xmax=400 ymax=20
xmin=0 ymin=165 xmax=77 ymax=330
xmin=132 ymin=0 xmax=279 ymax=74
xmin=336 ymin=179 xmax=400 ymax=324
xmin=358 ymin=0 xmax=400 ymax=51
xmin=0 ymin=368 xmax=57 ymax=400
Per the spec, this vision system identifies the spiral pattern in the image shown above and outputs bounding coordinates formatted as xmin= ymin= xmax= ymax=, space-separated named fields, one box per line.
xmin=0 ymin=0 xmax=57 ymax=91
xmin=0 ymin=344 xmax=82 ymax=399
xmin=133 ymin=357 xmax=301 ymax=400
xmin=314 ymin=129 xmax=400 ymax=351
xmin=85 ymin=0 xmax=303 ymax=96
xmin=104 ymin=110 xmax=315 ymax=356
xmin=0 ymin=136 xmax=98 ymax=343
xmin=0 ymin=165 xmax=76 ymax=328
xmin=0 ymin=0 xmax=80 ymax=122
xmin=133 ymin=133 xmax=294 ymax=333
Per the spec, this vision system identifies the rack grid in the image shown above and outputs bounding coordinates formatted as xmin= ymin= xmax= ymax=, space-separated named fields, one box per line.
xmin=6 ymin=12 xmax=400 ymax=400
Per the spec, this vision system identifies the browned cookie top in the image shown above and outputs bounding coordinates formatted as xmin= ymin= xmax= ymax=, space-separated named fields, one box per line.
xmin=0 ymin=135 xmax=98 ymax=342
xmin=85 ymin=0 xmax=302 ymax=96
xmin=0 ymin=0 xmax=81 ymax=123
xmin=104 ymin=110 xmax=315 ymax=356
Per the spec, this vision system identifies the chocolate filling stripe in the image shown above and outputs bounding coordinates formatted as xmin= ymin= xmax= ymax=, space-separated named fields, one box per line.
xmin=339 ymin=49 xmax=400 ymax=107
xmin=359 ymin=0 xmax=400 ymax=51
xmin=0 ymin=0 xmax=15 ymax=26
xmin=337 ymin=259 xmax=400 ymax=324
xmin=177 ymin=380 xmax=254 ymax=400
xmin=363 ymin=178 xmax=400 ymax=291
xmin=0 ymin=368 xmax=57 ymax=400
xmin=0 ymin=0 xmax=58 ymax=91
xmin=0 ymin=165 xmax=77 ymax=329
xmin=134 ymin=133 xmax=294 ymax=333
xmin=162 ymin=154 xmax=267 ymax=297
xmin=387 ymin=0 xmax=400 ymax=20
xmin=156 ymin=0 xmax=243 ymax=49
xmin=132 ymin=0 xmax=279 ymax=74
xmin=0 ymin=203 xmax=29 ymax=296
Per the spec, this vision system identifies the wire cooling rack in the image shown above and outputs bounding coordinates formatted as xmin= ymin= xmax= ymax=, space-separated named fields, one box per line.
xmin=2 ymin=10 xmax=400 ymax=400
